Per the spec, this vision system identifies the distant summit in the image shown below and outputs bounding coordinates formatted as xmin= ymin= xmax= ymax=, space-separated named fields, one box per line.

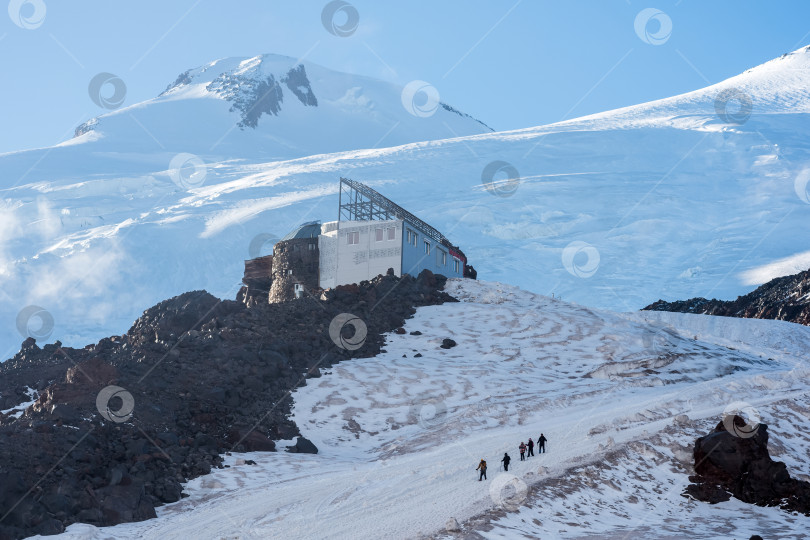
xmin=72 ymin=53 xmax=493 ymax=159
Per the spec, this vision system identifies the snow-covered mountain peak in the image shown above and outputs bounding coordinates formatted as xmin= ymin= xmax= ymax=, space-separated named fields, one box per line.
xmin=159 ymin=54 xmax=318 ymax=105
xmin=742 ymin=44 xmax=810 ymax=75
xmin=71 ymin=53 xmax=492 ymax=159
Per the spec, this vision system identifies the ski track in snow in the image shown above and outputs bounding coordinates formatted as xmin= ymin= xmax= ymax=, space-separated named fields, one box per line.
xmin=35 ymin=279 xmax=810 ymax=540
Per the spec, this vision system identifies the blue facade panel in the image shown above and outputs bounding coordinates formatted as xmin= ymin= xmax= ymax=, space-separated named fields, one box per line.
xmin=400 ymin=220 xmax=464 ymax=279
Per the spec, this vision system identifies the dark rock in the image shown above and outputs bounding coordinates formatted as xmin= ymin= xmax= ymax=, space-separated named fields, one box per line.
xmin=49 ymin=403 xmax=81 ymax=423
xmin=39 ymin=493 xmax=73 ymax=515
xmin=156 ymin=431 xmax=179 ymax=447
xmin=32 ymin=518 xmax=64 ymax=535
xmin=440 ymin=338 xmax=457 ymax=349
xmin=96 ymin=481 xmax=156 ymax=525
xmin=287 ymin=436 xmax=318 ymax=454
xmin=409 ymin=330 xmax=422 ymax=335
xmin=684 ymin=416 xmax=810 ymax=515
xmin=644 ymin=266 xmax=810 ymax=326
xmin=227 ymin=428 xmax=276 ymax=452
xmin=0 ymin=270 xmax=457 ymax=539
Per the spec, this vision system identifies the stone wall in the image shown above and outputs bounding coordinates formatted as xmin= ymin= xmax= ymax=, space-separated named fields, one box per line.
xmin=240 ymin=255 xmax=273 ymax=306
xmin=269 ymin=238 xmax=320 ymax=303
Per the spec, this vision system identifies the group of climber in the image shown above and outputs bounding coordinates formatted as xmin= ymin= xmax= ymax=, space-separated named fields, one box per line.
xmin=475 ymin=433 xmax=548 ymax=480
xmin=518 ymin=433 xmax=546 ymax=462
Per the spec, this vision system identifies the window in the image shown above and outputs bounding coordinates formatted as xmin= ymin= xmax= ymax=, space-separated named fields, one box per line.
xmin=375 ymin=228 xmax=383 ymax=242
xmin=308 ymin=243 xmax=315 ymax=251
xmin=424 ymin=241 xmax=431 ymax=255
xmin=293 ymin=244 xmax=300 ymax=252
xmin=453 ymin=259 xmax=460 ymax=273
xmin=347 ymin=231 xmax=359 ymax=245
xmin=387 ymin=227 xmax=396 ymax=240
xmin=407 ymin=229 xmax=417 ymax=246
xmin=406 ymin=230 xmax=411 ymax=243
xmin=438 ymin=250 xmax=447 ymax=266
xmin=288 ymin=269 xmax=293 ymax=275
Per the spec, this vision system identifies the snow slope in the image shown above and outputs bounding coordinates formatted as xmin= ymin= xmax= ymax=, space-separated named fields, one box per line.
xmin=2 ymin=47 xmax=810 ymax=357
xmin=36 ymin=279 xmax=810 ymax=539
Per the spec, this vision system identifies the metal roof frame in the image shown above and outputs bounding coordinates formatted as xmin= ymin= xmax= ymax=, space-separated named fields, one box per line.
xmin=338 ymin=178 xmax=450 ymax=245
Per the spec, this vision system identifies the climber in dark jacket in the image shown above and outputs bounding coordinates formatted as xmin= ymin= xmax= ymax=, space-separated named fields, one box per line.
xmin=538 ymin=433 xmax=547 ymax=453
xmin=527 ymin=437 xmax=535 ymax=457
xmin=476 ymin=459 xmax=487 ymax=481
xmin=501 ymin=452 xmax=511 ymax=471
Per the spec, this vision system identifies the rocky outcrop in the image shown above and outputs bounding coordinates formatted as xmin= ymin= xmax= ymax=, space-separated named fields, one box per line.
xmin=683 ymin=416 xmax=810 ymax=514
xmin=0 ymin=270 xmax=455 ymax=539
xmin=240 ymin=254 xmax=274 ymax=306
xmin=644 ymin=268 xmax=810 ymax=326
xmin=207 ymin=64 xmax=318 ymax=129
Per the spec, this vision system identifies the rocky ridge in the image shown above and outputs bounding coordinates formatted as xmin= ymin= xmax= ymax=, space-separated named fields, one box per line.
xmin=0 ymin=270 xmax=455 ymax=539
xmin=643 ymin=268 xmax=810 ymax=326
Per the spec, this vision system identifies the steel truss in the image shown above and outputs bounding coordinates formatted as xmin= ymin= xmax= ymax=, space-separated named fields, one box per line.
xmin=338 ymin=177 xmax=450 ymax=245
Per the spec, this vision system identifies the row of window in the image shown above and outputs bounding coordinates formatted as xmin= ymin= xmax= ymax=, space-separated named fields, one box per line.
xmin=342 ymin=225 xmax=464 ymax=274
xmin=376 ymin=227 xmax=396 ymax=242
xmin=347 ymin=227 xmax=397 ymax=245
xmin=406 ymin=227 xmax=461 ymax=273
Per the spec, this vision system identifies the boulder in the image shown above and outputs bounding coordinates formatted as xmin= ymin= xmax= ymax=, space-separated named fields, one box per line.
xmin=286 ymin=436 xmax=318 ymax=454
xmin=440 ymin=338 xmax=457 ymax=349
xmin=684 ymin=416 xmax=810 ymax=514
xmin=227 ymin=428 xmax=276 ymax=452
xmin=96 ymin=481 xmax=156 ymax=525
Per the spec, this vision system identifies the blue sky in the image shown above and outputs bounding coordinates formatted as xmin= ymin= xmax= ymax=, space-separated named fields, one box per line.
xmin=2 ymin=0 xmax=809 ymax=154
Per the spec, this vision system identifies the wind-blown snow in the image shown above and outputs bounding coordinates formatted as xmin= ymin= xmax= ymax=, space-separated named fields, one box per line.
xmin=2 ymin=47 xmax=810 ymax=360
xmin=38 ymin=279 xmax=810 ymax=539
